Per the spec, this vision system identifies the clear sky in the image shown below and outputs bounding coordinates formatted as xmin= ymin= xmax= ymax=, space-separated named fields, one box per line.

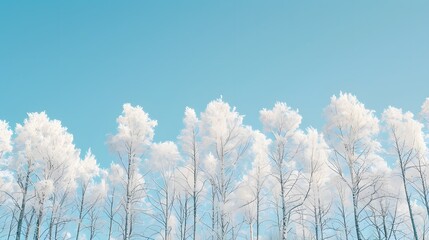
xmin=1 ymin=1 xmax=428 ymax=168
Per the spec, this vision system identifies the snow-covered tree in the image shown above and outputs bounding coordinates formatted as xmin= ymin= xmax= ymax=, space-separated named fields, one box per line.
xmin=178 ymin=107 xmax=203 ymax=240
xmin=85 ymin=174 xmax=108 ymax=240
xmin=200 ymin=98 xmax=251 ymax=240
xmin=383 ymin=106 xmax=426 ymax=239
xmin=299 ymin=128 xmax=332 ymax=240
xmin=0 ymin=121 xmax=16 ymax=239
xmin=74 ymin=149 xmax=105 ymax=240
xmin=173 ymin=165 xmax=194 ymax=240
xmin=148 ymin=141 xmax=181 ymax=240
xmin=324 ymin=93 xmax=382 ymax=240
xmin=11 ymin=112 xmax=80 ymax=240
xmin=260 ymin=102 xmax=311 ymax=239
xmin=109 ymin=103 xmax=157 ymax=240
xmin=104 ymin=163 xmax=123 ymax=240
xmin=235 ymin=130 xmax=271 ymax=240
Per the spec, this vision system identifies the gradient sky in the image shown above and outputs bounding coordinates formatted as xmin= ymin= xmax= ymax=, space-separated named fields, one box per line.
xmin=1 ymin=1 xmax=428 ymax=168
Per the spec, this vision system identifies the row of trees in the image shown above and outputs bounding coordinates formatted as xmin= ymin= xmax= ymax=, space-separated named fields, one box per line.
xmin=1 ymin=92 xmax=429 ymax=240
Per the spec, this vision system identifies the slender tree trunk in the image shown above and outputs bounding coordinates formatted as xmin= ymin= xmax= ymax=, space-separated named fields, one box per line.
xmin=276 ymin=145 xmax=287 ymax=240
xmin=192 ymin=137 xmax=197 ymax=240
xmin=382 ymin=214 xmax=388 ymax=240
xmin=394 ymin=136 xmax=419 ymax=240
xmin=211 ymin=181 xmax=216 ymax=240
xmin=400 ymin=165 xmax=419 ymax=240
xmin=339 ymin=193 xmax=349 ymax=240
xmin=130 ymin=213 xmax=134 ymax=238
xmin=165 ymin=189 xmax=169 ymax=240
xmin=347 ymin=161 xmax=362 ymax=240
xmin=314 ymin=204 xmax=319 ymax=240
xmin=16 ymin=170 xmax=31 ymax=240
xmin=48 ymin=197 xmax=56 ymax=240
xmin=417 ymin=161 xmax=429 ymax=220
xmin=89 ymin=209 xmax=98 ymax=240
xmin=220 ymin=150 xmax=226 ymax=240
xmin=34 ymin=206 xmax=43 ymax=240
xmin=280 ymin=171 xmax=287 ymax=240
xmin=183 ymin=199 xmax=188 ymax=240
xmin=351 ymin=189 xmax=362 ymax=240
xmin=108 ymin=188 xmax=115 ymax=240
xmin=318 ymin=197 xmax=324 ymax=240
xmin=373 ymin=212 xmax=381 ymax=240
xmin=24 ymin=208 xmax=35 ymax=240
xmin=7 ymin=210 xmax=16 ymax=240
xmin=124 ymin=152 xmax=133 ymax=240
xmin=256 ymin=192 xmax=260 ymax=240
xmin=54 ymin=212 xmax=60 ymax=240
xmin=24 ymin=226 xmax=30 ymax=240
xmin=76 ymin=186 xmax=86 ymax=240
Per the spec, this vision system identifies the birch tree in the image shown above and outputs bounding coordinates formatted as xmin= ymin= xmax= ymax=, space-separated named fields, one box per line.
xmin=173 ymin=165 xmax=195 ymax=240
xmin=260 ymin=102 xmax=311 ymax=239
xmin=0 ymin=121 xmax=16 ymax=239
xmin=324 ymin=93 xmax=381 ymax=240
xmin=75 ymin=149 xmax=104 ymax=240
xmin=235 ymin=130 xmax=271 ymax=240
xmin=105 ymin=163 xmax=124 ymax=239
xmin=85 ymin=175 xmax=108 ymax=240
xmin=202 ymin=153 xmax=219 ymax=240
xmin=148 ymin=141 xmax=181 ymax=240
xmin=0 ymin=120 xmax=13 ymax=221
xmin=382 ymin=106 xmax=425 ymax=239
xmin=0 ymin=120 xmax=28 ymax=240
xmin=178 ymin=107 xmax=203 ymax=240
xmin=8 ymin=113 xmax=80 ymax=240
xmin=300 ymin=128 xmax=332 ymax=240
xmin=109 ymin=103 xmax=156 ymax=240
xmin=200 ymin=98 xmax=251 ymax=240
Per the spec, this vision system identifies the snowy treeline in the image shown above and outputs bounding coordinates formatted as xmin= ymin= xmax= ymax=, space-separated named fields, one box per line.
xmin=2 ymin=92 xmax=429 ymax=240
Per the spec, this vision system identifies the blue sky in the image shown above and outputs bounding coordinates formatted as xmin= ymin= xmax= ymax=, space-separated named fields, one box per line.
xmin=1 ymin=1 xmax=428 ymax=168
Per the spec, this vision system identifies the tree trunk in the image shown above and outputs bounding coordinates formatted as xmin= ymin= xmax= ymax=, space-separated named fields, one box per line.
xmin=192 ymin=138 xmax=197 ymax=240
xmin=48 ymin=197 xmax=56 ymax=240
xmin=280 ymin=172 xmax=287 ymax=240
xmin=7 ymin=210 xmax=16 ymax=240
xmin=318 ymin=197 xmax=324 ymax=240
xmin=220 ymin=150 xmax=226 ymax=240
xmin=417 ymin=162 xmax=429 ymax=220
xmin=382 ymin=215 xmax=387 ymax=239
xmin=24 ymin=209 xmax=35 ymax=240
xmin=347 ymin=159 xmax=362 ymax=240
xmin=124 ymin=152 xmax=133 ymax=240
xmin=256 ymin=192 xmax=260 ymax=240
xmin=211 ymin=181 xmax=216 ymax=240
xmin=165 ymin=189 xmax=169 ymax=240
xmin=351 ymin=189 xmax=362 ymax=240
xmin=401 ymin=165 xmax=419 ymax=240
xmin=395 ymin=136 xmax=419 ymax=240
xmin=314 ymin=204 xmax=319 ymax=240
xmin=76 ymin=186 xmax=86 ymax=240
xmin=108 ymin=188 xmax=115 ymax=240
xmin=16 ymin=170 xmax=31 ymax=240
xmin=34 ymin=206 xmax=43 ymax=240
xmin=183 ymin=199 xmax=188 ymax=240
